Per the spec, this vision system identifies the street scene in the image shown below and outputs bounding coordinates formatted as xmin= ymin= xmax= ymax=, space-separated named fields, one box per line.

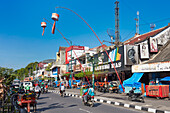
xmin=0 ymin=0 xmax=170 ymax=113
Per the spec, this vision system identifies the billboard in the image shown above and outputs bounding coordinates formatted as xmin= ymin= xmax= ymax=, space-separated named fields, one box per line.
xmin=65 ymin=46 xmax=85 ymax=64
xmin=155 ymin=27 xmax=170 ymax=45
xmin=124 ymin=45 xmax=139 ymax=65
xmin=140 ymin=40 xmax=149 ymax=59
xmin=150 ymin=37 xmax=158 ymax=52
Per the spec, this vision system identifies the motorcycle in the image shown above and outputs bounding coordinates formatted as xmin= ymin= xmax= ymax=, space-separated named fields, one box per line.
xmin=60 ymin=90 xmax=65 ymax=97
xmin=41 ymin=86 xmax=45 ymax=94
xmin=82 ymin=95 xmax=94 ymax=107
xmin=44 ymin=87 xmax=48 ymax=93
xmin=128 ymin=88 xmax=145 ymax=103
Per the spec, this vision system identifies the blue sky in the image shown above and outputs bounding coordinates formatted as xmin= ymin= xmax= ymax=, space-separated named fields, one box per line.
xmin=0 ymin=0 xmax=170 ymax=70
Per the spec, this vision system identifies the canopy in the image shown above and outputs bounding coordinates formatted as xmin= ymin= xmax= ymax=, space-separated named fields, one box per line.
xmin=123 ymin=73 xmax=144 ymax=86
xmin=160 ymin=77 xmax=170 ymax=81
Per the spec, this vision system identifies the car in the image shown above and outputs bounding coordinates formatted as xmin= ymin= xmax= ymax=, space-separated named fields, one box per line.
xmin=23 ymin=81 xmax=34 ymax=91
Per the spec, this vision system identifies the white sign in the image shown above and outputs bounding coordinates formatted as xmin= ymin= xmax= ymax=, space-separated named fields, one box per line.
xmin=150 ymin=37 xmax=158 ymax=52
xmin=139 ymin=40 xmax=149 ymax=59
xmin=132 ymin=61 xmax=170 ymax=73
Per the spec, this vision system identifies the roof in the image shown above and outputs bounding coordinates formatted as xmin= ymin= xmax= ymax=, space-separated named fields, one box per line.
xmin=124 ymin=25 xmax=169 ymax=45
xmin=58 ymin=46 xmax=67 ymax=53
xmin=41 ymin=59 xmax=55 ymax=63
xmin=144 ymin=40 xmax=170 ymax=64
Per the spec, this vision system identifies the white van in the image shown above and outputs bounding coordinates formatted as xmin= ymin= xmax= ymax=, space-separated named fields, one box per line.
xmin=23 ymin=81 xmax=34 ymax=91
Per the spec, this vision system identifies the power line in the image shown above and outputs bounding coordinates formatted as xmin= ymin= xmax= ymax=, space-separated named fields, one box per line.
xmin=139 ymin=18 xmax=170 ymax=26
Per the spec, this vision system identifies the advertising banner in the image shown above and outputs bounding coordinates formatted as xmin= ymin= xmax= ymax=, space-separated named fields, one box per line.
xmin=153 ymin=27 xmax=170 ymax=45
xmin=150 ymin=37 xmax=158 ymax=52
xmin=94 ymin=46 xmax=124 ymax=72
xmin=65 ymin=46 xmax=85 ymax=64
xmin=132 ymin=61 xmax=170 ymax=73
xmin=124 ymin=45 xmax=139 ymax=65
xmin=140 ymin=40 xmax=149 ymax=59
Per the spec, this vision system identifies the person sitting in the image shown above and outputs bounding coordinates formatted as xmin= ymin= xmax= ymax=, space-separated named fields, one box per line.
xmin=83 ymin=86 xmax=89 ymax=103
xmin=88 ymin=85 xmax=95 ymax=97
xmin=60 ymin=83 xmax=65 ymax=95
xmin=25 ymin=84 xmax=30 ymax=93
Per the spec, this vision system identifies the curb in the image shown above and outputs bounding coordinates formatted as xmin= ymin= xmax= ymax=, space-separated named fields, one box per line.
xmin=49 ymin=90 xmax=170 ymax=113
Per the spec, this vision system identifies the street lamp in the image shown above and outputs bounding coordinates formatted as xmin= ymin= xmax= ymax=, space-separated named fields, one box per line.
xmin=86 ymin=52 xmax=104 ymax=89
xmin=66 ymin=39 xmax=73 ymax=89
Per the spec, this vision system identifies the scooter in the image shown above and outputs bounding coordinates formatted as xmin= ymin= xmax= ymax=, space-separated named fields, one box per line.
xmin=60 ymin=90 xmax=65 ymax=97
xmin=44 ymin=87 xmax=48 ymax=93
xmin=128 ymin=88 xmax=145 ymax=103
xmin=82 ymin=95 xmax=94 ymax=107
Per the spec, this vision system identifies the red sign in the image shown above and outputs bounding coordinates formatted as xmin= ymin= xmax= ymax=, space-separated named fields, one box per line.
xmin=65 ymin=46 xmax=85 ymax=64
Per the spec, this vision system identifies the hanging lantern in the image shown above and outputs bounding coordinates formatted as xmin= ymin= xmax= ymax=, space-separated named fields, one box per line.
xmin=51 ymin=13 xmax=59 ymax=34
xmin=41 ymin=22 xmax=46 ymax=36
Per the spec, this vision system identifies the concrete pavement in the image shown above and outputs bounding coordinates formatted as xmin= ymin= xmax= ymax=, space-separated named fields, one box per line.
xmin=36 ymin=91 xmax=144 ymax=113
xmin=49 ymin=88 xmax=170 ymax=113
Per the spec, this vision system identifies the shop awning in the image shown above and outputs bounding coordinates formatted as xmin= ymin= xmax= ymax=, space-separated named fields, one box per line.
xmin=123 ymin=73 xmax=144 ymax=86
xmin=160 ymin=77 xmax=170 ymax=81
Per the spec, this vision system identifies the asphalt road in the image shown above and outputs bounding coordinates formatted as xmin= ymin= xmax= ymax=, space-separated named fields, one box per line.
xmin=35 ymin=92 xmax=146 ymax=113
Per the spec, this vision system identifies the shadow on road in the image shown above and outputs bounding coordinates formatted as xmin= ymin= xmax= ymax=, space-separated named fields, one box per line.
xmin=67 ymin=104 xmax=77 ymax=107
xmin=93 ymin=103 xmax=102 ymax=107
xmin=38 ymin=96 xmax=49 ymax=100
xmin=37 ymin=102 xmax=47 ymax=105
xmin=36 ymin=103 xmax=78 ymax=112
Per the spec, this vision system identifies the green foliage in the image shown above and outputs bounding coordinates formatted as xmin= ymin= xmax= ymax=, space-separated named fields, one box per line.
xmin=63 ymin=73 xmax=71 ymax=77
xmin=45 ymin=63 xmax=52 ymax=71
xmin=0 ymin=67 xmax=16 ymax=85
xmin=15 ymin=62 xmax=38 ymax=80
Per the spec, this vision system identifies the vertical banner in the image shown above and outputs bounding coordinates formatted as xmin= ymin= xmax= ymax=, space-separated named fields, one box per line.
xmin=140 ymin=40 xmax=149 ymax=59
xmin=150 ymin=37 xmax=158 ymax=52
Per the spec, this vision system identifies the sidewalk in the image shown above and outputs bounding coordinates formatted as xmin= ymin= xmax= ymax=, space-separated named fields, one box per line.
xmin=53 ymin=88 xmax=170 ymax=113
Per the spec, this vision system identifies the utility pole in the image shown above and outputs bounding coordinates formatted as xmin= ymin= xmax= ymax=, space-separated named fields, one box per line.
xmin=115 ymin=0 xmax=120 ymax=46
xmin=134 ymin=11 xmax=139 ymax=35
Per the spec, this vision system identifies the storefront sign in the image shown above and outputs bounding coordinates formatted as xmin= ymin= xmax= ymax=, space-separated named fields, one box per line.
xmin=95 ymin=61 xmax=122 ymax=71
xmin=132 ymin=61 xmax=170 ymax=73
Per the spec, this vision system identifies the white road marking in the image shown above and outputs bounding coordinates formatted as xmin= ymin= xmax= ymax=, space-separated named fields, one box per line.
xmin=148 ymin=108 xmax=156 ymax=113
xmin=79 ymin=108 xmax=93 ymax=113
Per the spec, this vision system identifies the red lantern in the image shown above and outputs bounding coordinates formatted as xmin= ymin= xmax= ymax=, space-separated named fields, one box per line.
xmin=41 ymin=22 xmax=46 ymax=36
xmin=51 ymin=13 xmax=59 ymax=34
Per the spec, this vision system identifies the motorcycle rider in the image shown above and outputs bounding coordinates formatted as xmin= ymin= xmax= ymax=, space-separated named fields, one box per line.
xmin=35 ymin=84 xmax=41 ymax=98
xmin=25 ymin=84 xmax=30 ymax=93
xmin=60 ymin=83 xmax=65 ymax=96
xmin=83 ymin=85 xmax=90 ymax=103
xmin=88 ymin=85 xmax=95 ymax=97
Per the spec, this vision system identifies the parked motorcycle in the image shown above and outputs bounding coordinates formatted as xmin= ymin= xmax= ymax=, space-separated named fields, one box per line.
xmin=108 ymin=81 xmax=120 ymax=93
xmin=128 ymin=88 xmax=145 ymax=103
xmin=82 ymin=95 xmax=94 ymax=107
